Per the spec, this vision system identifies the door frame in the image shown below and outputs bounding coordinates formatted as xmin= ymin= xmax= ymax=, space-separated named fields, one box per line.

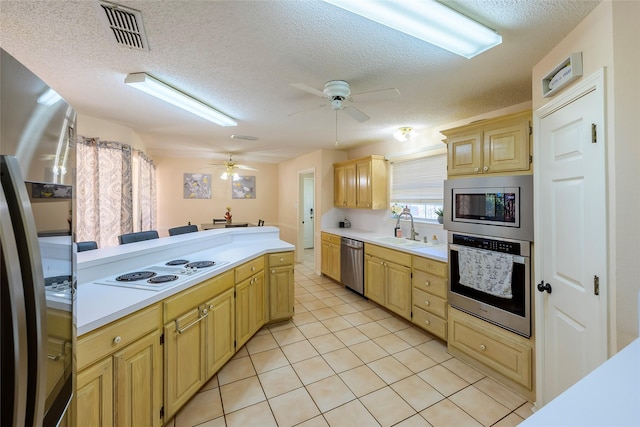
xmin=533 ymin=68 xmax=608 ymax=406
xmin=297 ymin=168 xmax=316 ymax=268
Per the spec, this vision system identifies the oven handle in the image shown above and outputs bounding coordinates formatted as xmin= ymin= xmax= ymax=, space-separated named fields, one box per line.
xmin=449 ymin=244 xmax=527 ymax=265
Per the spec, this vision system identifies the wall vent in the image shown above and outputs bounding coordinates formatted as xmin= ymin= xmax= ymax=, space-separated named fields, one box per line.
xmin=97 ymin=1 xmax=150 ymax=51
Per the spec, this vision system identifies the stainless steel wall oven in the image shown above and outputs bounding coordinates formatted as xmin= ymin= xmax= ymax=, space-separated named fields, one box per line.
xmin=448 ymin=232 xmax=531 ymax=337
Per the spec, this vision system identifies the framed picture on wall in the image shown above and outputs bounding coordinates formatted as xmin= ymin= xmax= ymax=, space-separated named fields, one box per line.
xmin=232 ymin=176 xmax=256 ymax=199
xmin=183 ymin=173 xmax=211 ymax=199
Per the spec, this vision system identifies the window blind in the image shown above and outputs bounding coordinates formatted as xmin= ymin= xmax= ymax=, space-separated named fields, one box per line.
xmin=391 ymin=154 xmax=447 ymax=202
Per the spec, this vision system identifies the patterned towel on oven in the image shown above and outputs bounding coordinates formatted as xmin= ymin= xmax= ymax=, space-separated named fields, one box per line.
xmin=459 ymin=247 xmax=514 ymax=299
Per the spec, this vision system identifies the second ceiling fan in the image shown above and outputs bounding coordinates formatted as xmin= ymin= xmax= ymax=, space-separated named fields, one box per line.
xmin=290 ymin=80 xmax=399 ymax=122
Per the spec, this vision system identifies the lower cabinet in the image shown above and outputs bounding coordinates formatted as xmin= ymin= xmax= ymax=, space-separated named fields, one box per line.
xmin=411 ymin=255 xmax=448 ymax=340
xmin=268 ymin=252 xmax=295 ymax=322
xmin=163 ymin=270 xmax=234 ymax=420
xmin=235 ymin=257 xmax=266 ymax=349
xmin=321 ymin=232 xmax=341 ymax=281
xmin=76 ymin=304 xmax=162 ymax=427
xmin=448 ymin=306 xmax=534 ymax=400
xmin=364 ymin=244 xmax=411 ymax=320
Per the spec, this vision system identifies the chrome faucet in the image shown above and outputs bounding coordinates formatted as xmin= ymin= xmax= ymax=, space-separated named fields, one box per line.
xmin=396 ymin=209 xmax=419 ymax=241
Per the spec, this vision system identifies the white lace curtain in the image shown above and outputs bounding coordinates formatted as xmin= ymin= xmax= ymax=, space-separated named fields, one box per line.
xmin=76 ymin=136 xmax=156 ymax=248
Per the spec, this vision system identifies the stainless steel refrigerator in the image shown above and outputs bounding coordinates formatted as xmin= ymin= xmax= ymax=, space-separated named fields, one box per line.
xmin=1 ymin=48 xmax=76 ymax=427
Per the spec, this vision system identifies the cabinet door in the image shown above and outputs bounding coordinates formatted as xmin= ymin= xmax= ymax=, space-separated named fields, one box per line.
xmin=206 ymin=288 xmax=235 ymax=377
xmin=329 ymin=242 xmax=341 ymax=281
xmin=114 ymin=330 xmax=163 ymax=427
xmin=356 ymin=160 xmax=371 ymax=208
xmin=269 ymin=265 xmax=294 ymax=322
xmin=334 ymin=165 xmax=346 ymax=207
xmin=447 ymin=131 xmax=483 ymax=176
xmin=251 ymin=272 xmax=266 ymax=334
xmin=76 ymin=358 xmax=113 ymax=427
xmin=364 ymin=255 xmax=385 ymax=306
xmin=483 ymin=120 xmax=530 ymax=174
xmin=235 ymin=278 xmax=252 ymax=349
xmin=385 ymin=261 xmax=412 ymax=320
xmin=164 ymin=307 xmax=207 ymax=419
xmin=344 ymin=163 xmax=357 ymax=208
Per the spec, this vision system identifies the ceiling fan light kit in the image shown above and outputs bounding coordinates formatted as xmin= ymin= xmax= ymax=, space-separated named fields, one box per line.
xmin=393 ymin=127 xmax=414 ymax=142
xmin=322 ymin=0 xmax=502 ymax=58
xmin=125 ymin=72 xmax=237 ymax=127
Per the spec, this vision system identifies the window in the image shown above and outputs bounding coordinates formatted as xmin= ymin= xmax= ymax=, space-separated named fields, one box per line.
xmin=390 ymin=153 xmax=446 ymax=222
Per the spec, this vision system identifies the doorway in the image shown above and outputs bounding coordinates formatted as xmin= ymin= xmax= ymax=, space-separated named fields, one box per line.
xmin=298 ymin=170 xmax=315 ymax=269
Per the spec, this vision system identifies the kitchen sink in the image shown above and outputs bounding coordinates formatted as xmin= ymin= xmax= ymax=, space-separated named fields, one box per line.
xmin=373 ymin=236 xmax=433 ymax=248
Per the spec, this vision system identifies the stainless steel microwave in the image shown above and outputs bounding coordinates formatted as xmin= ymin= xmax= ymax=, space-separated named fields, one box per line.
xmin=444 ymin=175 xmax=533 ymax=241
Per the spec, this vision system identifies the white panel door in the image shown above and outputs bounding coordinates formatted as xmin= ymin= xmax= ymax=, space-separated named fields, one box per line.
xmin=536 ymin=73 xmax=607 ymax=404
xmin=303 ymin=176 xmax=314 ymax=249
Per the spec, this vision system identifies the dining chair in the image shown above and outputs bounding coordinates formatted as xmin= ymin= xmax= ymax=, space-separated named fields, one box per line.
xmin=118 ymin=230 xmax=159 ymax=245
xmin=168 ymin=224 xmax=198 ymax=236
xmin=77 ymin=241 xmax=98 ymax=252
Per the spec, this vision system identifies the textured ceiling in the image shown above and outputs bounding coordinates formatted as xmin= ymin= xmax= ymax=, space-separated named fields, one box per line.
xmin=0 ymin=0 xmax=599 ymax=163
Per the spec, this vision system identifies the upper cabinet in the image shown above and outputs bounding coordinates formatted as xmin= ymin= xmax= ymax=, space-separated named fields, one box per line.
xmin=334 ymin=155 xmax=388 ymax=209
xmin=442 ymin=111 xmax=532 ymax=177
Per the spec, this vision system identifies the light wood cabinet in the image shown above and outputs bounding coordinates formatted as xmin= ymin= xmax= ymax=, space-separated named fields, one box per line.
xmin=443 ymin=110 xmax=532 ymax=177
xmin=448 ymin=307 xmax=534 ymax=400
xmin=268 ymin=252 xmax=295 ymax=322
xmin=321 ymin=232 xmax=341 ymax=281
xmin=163 ymin=270 xmax=234 ymax=420
xmin=76 ymin=304 xmax=162 ymax=427
xmin=334 ymin=155 xmax=388 ymax=209
xmin=364 ymin=244 xmax=411 ymax=320
xmin=411 ymin=255 xmax=448 ymax=341
xmin=235 ymin=258 xmax=266 ymax=349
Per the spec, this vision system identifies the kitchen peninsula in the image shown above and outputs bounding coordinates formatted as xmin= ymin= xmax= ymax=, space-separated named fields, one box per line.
xmin=75 ymin=227 xmax=294 ymax=425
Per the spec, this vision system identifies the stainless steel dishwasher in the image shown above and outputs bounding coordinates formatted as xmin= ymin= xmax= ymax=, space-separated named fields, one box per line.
xmin=340 ymin=237 xmax=364 ymax=295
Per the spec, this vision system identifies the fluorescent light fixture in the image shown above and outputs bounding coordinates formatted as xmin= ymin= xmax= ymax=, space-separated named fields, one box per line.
xmin=37 ymin=88 xmax=62 ymax=106
xmin=393 ymin=127 xmax=414 ymax=142
xmin=125 ymin=72 xmax=237 ymax=127
xmin=323 ymin=0 xmax=502 ymax=58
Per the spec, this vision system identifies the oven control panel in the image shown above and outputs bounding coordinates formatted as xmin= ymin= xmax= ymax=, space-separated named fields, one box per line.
xmin=452 ymin=233 xmax=521 ymax=255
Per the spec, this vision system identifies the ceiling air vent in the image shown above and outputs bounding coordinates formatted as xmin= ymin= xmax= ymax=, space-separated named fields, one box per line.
xmin=97 ymin=1 xmax=150 ymax=51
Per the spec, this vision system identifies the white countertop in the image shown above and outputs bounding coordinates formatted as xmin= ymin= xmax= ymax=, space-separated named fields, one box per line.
xmin=520 ymin=337 xmax=640 ymax=427
xmin=76 ymin=227 xmax=293 ymax=336
xmin=322 ymin=227 xmax=448 ymax=262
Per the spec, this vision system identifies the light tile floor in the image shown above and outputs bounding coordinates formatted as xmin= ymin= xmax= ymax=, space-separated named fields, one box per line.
xmin=167 ymin=249 xmax=534 ymax=427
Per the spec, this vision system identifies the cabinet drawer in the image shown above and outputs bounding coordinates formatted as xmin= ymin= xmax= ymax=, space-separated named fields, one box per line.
xmin=163 ymin=270 xmax=234 ymax=322
xmin=235 ymin=257 xmax=265 ymax=283
xmin=77 ymin=304 xmax=160 ymax=370
xmin=321 ymin=232 xmax=341 ymax=245
xmin=412 ymin=288 xmax=447 ymax=319
xmin=268 ymin=251 xmax=294 ymax=267
xmin=448 ymin=308 xmax=532 ymax=389
xmin=412 ymin=307 xmax=447 ymax=341
xmin=365 ymin=244 xmax=411 ymax=267
xmin=412 ymin=256 xmax=447 ymax=277
xmin=412 ymin=270 xmax=447 ymax=299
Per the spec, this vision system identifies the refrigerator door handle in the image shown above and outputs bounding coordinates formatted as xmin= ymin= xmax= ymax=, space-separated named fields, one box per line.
xmin=1 ymin=156 xmax=48 ymax=427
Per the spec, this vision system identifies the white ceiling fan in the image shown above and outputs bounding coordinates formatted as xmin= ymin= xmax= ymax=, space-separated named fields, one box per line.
xmin=208 ymin=154 xmax=257 ymax=180
xmin=289 ymin=80 xmax=400 ymax=122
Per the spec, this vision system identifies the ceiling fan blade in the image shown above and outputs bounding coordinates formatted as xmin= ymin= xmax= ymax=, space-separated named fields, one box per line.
xmin=237 ymin=164 xmax=257 ymax=171
xmin=290 ymin=83 xmax=326 ymax=98
xmin=343 ymin=106 xmax=370 ymax=122
xmin=350 ymin=87 xmax=400 ymax=102
xmin=288 ymin=103 xmax=327 ymax=117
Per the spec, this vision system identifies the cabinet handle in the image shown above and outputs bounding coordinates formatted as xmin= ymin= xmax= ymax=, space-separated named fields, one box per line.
xmin=280 ymin=257 xmax=284 ymax=262
xmin=474 ymin=167 xmax=480 ymax=173
xmin=251 ymin=266 xmax=256 ymax=271
xmin=271 ymin=269 xmax=276 ymax=274
xmin=424 ymin=320 xmax=430 ymax=325
xmin=425 ymin=281 xmax=430 ymax=287
xmin=483 ymin=166 xmax=489 ymax=172
xmin=480 ymin=344 xmax=486 ymax=351
xmin=113 ymin=336 xmax=122 ymax=345
xmin=176 ymin=310 xmax=209 ymax=334
xmin=48 ymin=352 xmax=64 ymax=361
xmin=424 ymin=300 xmax=430 ymax=306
